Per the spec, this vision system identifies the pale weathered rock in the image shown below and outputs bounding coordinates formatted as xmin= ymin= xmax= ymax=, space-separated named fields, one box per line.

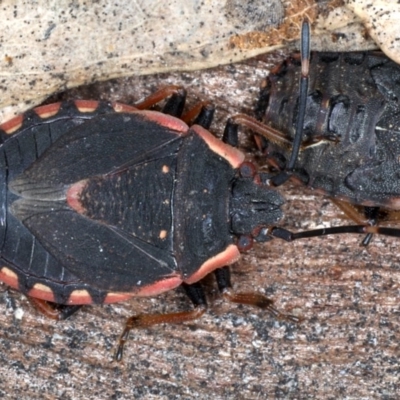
xmin=346 ymin=0 xmax=400 ymax=64
xmin=0 ymin=0 xmax=392 ymax=123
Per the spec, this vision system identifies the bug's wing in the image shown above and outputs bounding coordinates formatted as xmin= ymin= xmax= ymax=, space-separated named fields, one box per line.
xmin=9 ymin=112 xmax=186 ymax=292
xmin=10 ymin=112 xmax=184 ymax=196
xmin=12 ymin=207 xmax=179 ymax=292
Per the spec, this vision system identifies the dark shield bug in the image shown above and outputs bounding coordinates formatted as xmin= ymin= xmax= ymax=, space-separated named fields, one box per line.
xmin=216 ymin=19 xmax=400 ymax=247
xmin=258 ymin=50 xmax=400 ymax=199
xmin=3 ymin=24 xmax=400 ymax=361
xmin=0 ymin=86 xmax=301 ymax=360
xmin=255 ymin=46 xmax=400 ymax=234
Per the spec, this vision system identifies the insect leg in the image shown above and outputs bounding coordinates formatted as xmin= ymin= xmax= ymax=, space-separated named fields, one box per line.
xmin=214 ymin=266 xmax=299 ymax=322
xmin=329 ymin=199 xmax=381 ymax=246
xmin=224 ymin=114 xmax=292 ymax=149
xmin=181 ymin=101 xmax=215 ymax=129
xmin=115 ymin=282 xmax=207 ymax=361
xmin=28 ymin=297 xmax=82 ymax=320
xmin=133 ymin=85 xmax=216 ymax=126
xmin=134 ymin=85 xmax=187 ymax=117
xmin=361 ymin=206 xmax=380 ymax=246
xmin=222 ymin=117 xmax=239 ymax=147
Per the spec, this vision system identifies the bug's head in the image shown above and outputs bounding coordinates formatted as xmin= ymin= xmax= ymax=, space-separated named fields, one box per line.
xmin=230 ymin=162 xmax=284 ymax=250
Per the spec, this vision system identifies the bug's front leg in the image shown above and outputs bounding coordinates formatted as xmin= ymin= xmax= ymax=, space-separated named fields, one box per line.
xmin=214 ymin=266 xmax=299 ymax=323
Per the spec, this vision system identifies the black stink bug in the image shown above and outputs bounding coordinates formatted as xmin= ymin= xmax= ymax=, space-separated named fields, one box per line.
xmin=0 ymin=86 xmax=299 ymax=360
xmin=254 ymin=43 xmax=400 ymax=238
xmin=219 ymin=19 xmax=400 ymax=246
xmin=3 ymin=23 xmax=400 ymax=361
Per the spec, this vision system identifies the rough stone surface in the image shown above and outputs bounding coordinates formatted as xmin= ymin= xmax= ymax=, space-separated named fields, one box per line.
xmin=1 ymin=0 xmax=396 ymax=123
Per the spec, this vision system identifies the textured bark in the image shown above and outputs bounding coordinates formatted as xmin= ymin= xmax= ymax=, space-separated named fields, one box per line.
xmin=1 ymin=50 xmax=400 ymax=399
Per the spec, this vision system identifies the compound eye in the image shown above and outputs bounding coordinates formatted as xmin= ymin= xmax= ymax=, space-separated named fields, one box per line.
xmin=239 ymin=162 xmax=256 ymax=178
xmin=237 ymin=235 xmax=253 ymax=252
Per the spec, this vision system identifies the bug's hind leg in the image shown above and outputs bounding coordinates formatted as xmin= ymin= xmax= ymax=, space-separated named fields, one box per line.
xmin=28 ymin=297 xmax=82 ymax=320
xmin=214 ymin=266 xmax=299 ymax=323
xmin=115 ymin=282 xmax=207 ymax=361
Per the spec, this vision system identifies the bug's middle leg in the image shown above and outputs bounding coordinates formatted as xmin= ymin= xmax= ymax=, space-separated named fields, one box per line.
xmin=115 ymin=282 xmax=207 ymax=361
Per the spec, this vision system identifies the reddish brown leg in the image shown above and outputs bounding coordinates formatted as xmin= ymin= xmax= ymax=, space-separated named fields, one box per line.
xmin=330 ymin=198 xmax=371 ymax=225
xmin=330 ymin=199 xmax=400 ymax=225
xmin=28 ymin=297 xmax=81 ymax=320
xmin=376 ymin=209 xmax=400 ymax=224
xmin=228 ymin=114 xmax=293 ymax=148
xmin=181 ymin=101 xmax=215 ymax=129
xmin=134 ymin=85 xmax=187 ymax=111
xmin=330 ymin=199 xmax=383 ymax=246
xmin=116 ymin=265 xmax=301 ymax=361
xmin=229 ymin=114 xmax=337 ymax=153
xmin=214 ymin=267 xmax=300 ymax=323
xmin=115 ymin=283 xmax=207 ymax=361
xmin=134 ymin=85 xmax=215 ymax=128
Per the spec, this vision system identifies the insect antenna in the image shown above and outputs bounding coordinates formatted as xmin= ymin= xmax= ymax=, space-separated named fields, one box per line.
xmin=271 ymin=19 xmax=310 ymax=187
xmin=269 ymin=225 xmax=400 ymax=242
